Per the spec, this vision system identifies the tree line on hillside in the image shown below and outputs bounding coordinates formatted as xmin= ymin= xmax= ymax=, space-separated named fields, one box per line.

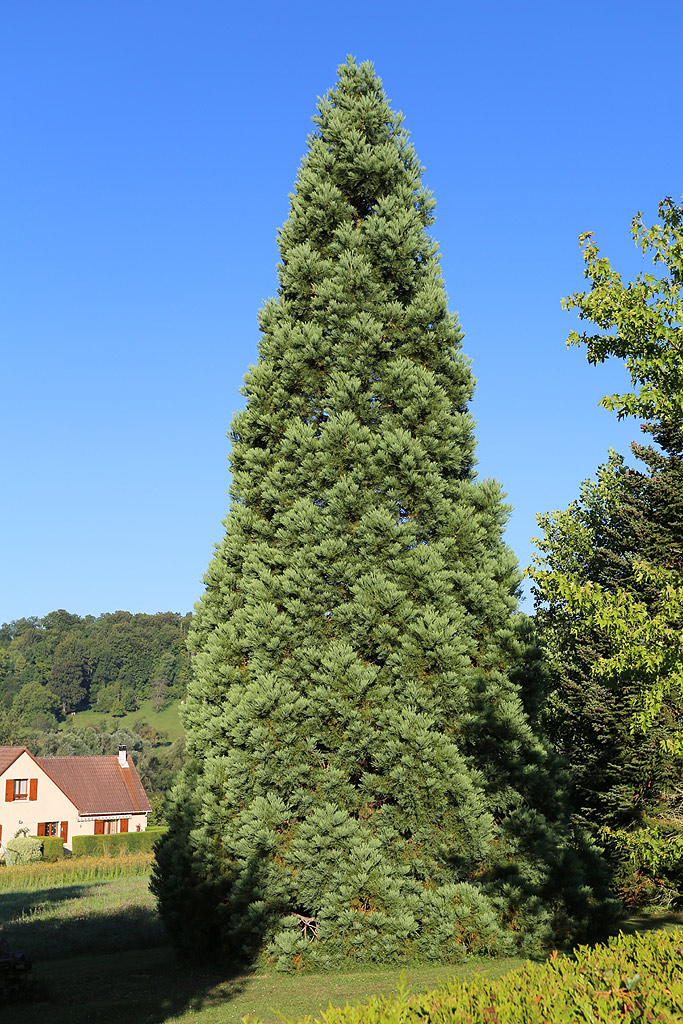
xmin=0 ymin=609 xmax=193 ymax=727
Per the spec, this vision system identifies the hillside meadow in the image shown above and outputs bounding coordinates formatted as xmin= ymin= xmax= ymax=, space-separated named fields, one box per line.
xmin=61 ymin=697 xmax=185 ymax=743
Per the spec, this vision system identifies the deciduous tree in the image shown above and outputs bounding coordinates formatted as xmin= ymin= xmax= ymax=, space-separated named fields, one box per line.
xmin=531 ymin=197 xmax=683 ymax=903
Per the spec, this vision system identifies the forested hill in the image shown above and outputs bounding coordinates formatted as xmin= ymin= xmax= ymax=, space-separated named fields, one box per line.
xmin=0 ymin=609 xmax=192 ymax=723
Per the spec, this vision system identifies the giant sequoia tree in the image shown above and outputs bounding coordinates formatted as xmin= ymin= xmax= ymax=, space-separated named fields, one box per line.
xmin=153 ymin=59 xmax=611 ymax=967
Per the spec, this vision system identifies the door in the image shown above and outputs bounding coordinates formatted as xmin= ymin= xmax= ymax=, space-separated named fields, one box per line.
xmin=60 ymin=821 xmax=68 ymax=843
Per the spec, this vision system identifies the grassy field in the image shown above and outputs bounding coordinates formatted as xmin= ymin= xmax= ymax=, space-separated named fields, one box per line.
xmin=61 ymin=698 xmax=184 ymax=741
xmin=2 ymin=860 xmax=527 ymax=1024
xmin=3 ymin=860 xmax=681 ymax=1024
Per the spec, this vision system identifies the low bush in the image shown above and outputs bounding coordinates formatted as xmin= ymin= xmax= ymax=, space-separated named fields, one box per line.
xmin=3 ymin=838 xmax=42 ymax=866
xmin=72 ymin=829 xmax=162 ymax=858
xmin=254 ymin=926 xmax=683 ymax=1023
xmin=41 ymin=836 xmax=65 ymax=862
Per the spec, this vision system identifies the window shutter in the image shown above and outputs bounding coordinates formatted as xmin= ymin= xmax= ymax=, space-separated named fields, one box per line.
xmin=5 ymin=779 xmax=13 ymax=802
xmin=37 ymin=822 xmax=46 ymax=837
xmin=60 ymin=821 xmax=68 ymax=842
xmin=94 ymin=819 xmax=104 ymax=835
xmin=120 ymin=818 xmax=129 ymax=833
xmin=29 ymin=778 xmax=38 ymax=801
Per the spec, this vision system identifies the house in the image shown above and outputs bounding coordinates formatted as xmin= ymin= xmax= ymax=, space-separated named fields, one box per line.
xmin=0 ymin=745 xmax=151 ymax=852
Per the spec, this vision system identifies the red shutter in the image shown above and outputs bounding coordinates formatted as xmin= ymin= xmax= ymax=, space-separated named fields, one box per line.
xmin=37 ymin=822 xmax=46 ymax=837
xmin=5 ymin=780 xmax=13 ymax=802
xmin=120 ymin=818 xmax=129 ymax=833
xmin=29 ymin=778 xmax=38 ymax=801
xmin=60 ymin=821 xmax=68 ymax=842
xmin=94 ymin=819 xmax=104 ymax=835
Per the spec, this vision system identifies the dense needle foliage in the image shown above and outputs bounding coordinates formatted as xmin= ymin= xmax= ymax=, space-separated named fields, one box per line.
xmin=153 ymin=58 xmax=612 ymax=968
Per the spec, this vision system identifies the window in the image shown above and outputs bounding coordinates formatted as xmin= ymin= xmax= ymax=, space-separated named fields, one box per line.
xmin=5 ymin=777 xmax=38 ymax=801
xmin=38 ymin=822 xmax=58 ymax=837
xmin=94 ymin=819 xmax=119 ymax=835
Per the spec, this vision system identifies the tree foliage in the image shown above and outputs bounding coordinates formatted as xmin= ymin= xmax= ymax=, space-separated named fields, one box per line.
xmin=0 ymin=609 xmax=192 ymax=719
xmin=564 ymin=196 xmax=683 ymax=426
xmin=531 ymin=197 xmax=683 ymax=904
xmin=153 ymin=58 xmax=613 ymax=969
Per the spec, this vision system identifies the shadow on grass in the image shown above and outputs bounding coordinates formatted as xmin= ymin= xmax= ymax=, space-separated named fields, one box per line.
xmin=1 ymin=882 xmax=251 ymax=1024
xmin=8 ymin=944 xmax=251 ymax=1024
xmin=619 ymin=908 xmax=683 ymax=937
xmin=1 ymin=882 xmax=166 ymax=960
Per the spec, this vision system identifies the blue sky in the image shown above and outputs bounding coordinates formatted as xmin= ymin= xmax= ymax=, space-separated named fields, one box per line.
xmin=2 ymin=0 xmax=681 ymax=624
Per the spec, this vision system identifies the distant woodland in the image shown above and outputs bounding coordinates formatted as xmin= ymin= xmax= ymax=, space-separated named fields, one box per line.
xmin=0 ymin=609 xmax=192 ymax=722
xmin=0 ymin=610 xmax=192 ymax=819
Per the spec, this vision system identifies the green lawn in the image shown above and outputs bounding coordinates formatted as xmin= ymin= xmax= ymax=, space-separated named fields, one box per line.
xmin=3 ymin=866 xmax=525 ymax=1024
xmin=4 ymin=863 xmax=681 ymax=1024
xmin=62 ymin=698 xmax=184 ymax=742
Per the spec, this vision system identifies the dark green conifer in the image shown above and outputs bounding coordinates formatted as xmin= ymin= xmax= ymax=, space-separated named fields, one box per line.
xmin=153 ymin=58 xmax=612 ymax=967
xmin=531 ymin=423 xmax=683 ymax=902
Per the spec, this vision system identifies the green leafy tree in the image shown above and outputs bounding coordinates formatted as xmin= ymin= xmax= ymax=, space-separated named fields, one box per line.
xmin=564 ymin=196 xmax=683 ymax=427
xmin=531 ymin=197 xmax=683 ymax=904
xmin=12 ymin=679 xmax=60 ymax=727
xmin=153 ymin=58 xmax=613 ymax=968
xmin=48 ymin=636 xmax=90 ymax=713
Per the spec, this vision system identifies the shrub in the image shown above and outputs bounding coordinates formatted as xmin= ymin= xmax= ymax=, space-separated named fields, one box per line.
xmin=41 ymin=836 xmax=65 ymax=862
xmin=3 ymin=838 xmax=42 ymax=866
xmin=253 ymin=925 xmax=683 ymax=1023
xmin=72 ymin=829 xmax=162 ymax=858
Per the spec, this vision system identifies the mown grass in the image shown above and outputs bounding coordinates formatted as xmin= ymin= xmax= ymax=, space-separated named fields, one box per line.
xmin=4 ymin=862 xmax=680 ymax=1024
xmin=3 ymin=863 xmax=526 ymax=1024
xmin=10 ymin=945 xmax=525 ymax=1024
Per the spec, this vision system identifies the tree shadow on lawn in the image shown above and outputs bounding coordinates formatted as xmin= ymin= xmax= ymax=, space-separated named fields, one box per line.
xmin=8 ymin=941 xmax=250 ymax=1024
xmin=619 ymin=908 xmax=683 ymax=937
xmin=2 ymin=901 xmax=165 ymax=962
xmin=2 ymin=889 xmax=250 ymax=1024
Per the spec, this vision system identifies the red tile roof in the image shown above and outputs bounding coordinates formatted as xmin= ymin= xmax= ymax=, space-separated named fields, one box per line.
xmin=0 ymin=746 xmax=27 ymax=775
xmin=37 ymin=754 xmax=151 ymax=815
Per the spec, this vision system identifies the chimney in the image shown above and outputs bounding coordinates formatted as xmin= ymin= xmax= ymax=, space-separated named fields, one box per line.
xmin=118 ymin=746 xmax=128 ymax=768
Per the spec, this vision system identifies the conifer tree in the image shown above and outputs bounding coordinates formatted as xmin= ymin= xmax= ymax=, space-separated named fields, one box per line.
xmin=153 ymin=58 xmax=611 ymax=967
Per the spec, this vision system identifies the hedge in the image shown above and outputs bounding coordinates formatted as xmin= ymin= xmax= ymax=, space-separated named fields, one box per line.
xmin=41 ymin=836 xmax=65 ymax=862
xmin=254 ymin=926 xmax=683 ymax=1023
xmin=71 ymin=829 xmax=165 ymax=858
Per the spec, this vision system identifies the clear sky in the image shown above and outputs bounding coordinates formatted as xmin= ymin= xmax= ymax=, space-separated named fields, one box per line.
xmin=2 ymin=0 xmax=681 ymax=625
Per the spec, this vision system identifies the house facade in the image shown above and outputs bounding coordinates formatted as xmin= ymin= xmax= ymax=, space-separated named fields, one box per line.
xmin=0 ymin=745 xmax=151 ymax=852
